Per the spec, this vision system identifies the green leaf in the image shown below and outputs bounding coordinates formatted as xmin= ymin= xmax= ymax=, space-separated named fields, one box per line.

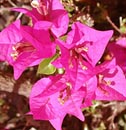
xmin=37 ymin=53 xmax=59 ymax=75
xmin=59 ymin=35 xmax=67 ymax=41
xmin=120 ymin=26 xmax=126 ymax=34
xmin=120 ymin=17 xmax=126 ymax=33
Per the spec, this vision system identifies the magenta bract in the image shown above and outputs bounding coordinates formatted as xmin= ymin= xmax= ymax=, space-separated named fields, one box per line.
xmin=95 ymin=59 xmax=126 ymax=100
xmin=0 ymin=20 xmax=56 ymax=79
xmin=29 ymin=76 xmax=85 ymax=130
xmin=107 ymin=42 xmax=126 ymax=75
xmin=12 ymin=0 xmax=69 ymax=37
xmin=67 ymin=22 xmax=113 ymax=66
xmin=1 ymin=1 xmax=126 ymax=130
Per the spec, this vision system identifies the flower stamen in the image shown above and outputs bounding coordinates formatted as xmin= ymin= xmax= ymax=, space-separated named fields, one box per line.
xmin=58 ymin=82 xmax=72 ymax=105
xmin=31 ymin=0 xmax=39 ymax=8
xmin=75 ymin=46 xmax=89 ymax=53
xmin=79 ymin=61 xmax=88 ymax=70
xmin=11 ymin=42 xmax=35 ymax=61
xmin=31 ymin=0 xmax=48 ymax=16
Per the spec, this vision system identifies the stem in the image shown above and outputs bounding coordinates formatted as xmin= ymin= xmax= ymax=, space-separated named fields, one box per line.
xmin=8 ymin=0 xmax=17 ymax=7
xmin=106 ymin=16 xmax=122 ymax=34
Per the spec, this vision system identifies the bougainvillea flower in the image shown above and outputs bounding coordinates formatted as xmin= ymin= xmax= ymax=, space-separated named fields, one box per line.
xmin=13 ymin=0 xmax=69 ymax=37
xmin=107 ymin=42 xmax=126 ymax=75
xmin=0 ymin=20 xmax=56 ymax=79
xmin=61 ymin=22 xmax=113 ymax=66
xmin=29 ymin=75 xmax=85 ymax=130
xmin=54 ymin=20 xmax=113 ymax=90
xmin=54 ymin=39 xmax=97 ymax=90
xmin=95 ymin=59 xmax=126 ymax=100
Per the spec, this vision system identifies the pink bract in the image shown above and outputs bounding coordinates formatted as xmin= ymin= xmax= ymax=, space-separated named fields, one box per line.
xmin=95 ymin=59 xmax=126 ymax=100
xmin=0 ymin=20 xmax=56 ymax=79
xmin=12 ymin=0 xmax=69 ymax=37
xmin=55 ymin=39 xmax=97 ymax=90
xmin=64 ymin=22 xmax=113 ymax=66
xmin=107 ymin=42 xmax=126 ymax=75
xmin=29 ymin=76 xmax=85 ymax=130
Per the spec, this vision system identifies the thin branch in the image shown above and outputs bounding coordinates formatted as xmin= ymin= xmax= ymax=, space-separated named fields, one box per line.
xmin=8 ymin=0 xmax=17 ymax=7
xmin=106 ymin=16 xmax=122 ymax=34
xmin=16 ymin=12 xmax=23 ymax=20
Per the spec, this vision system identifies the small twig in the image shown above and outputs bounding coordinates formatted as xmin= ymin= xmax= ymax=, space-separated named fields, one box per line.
xmin=107 ymin=108 xmax=117 ymax=130
xmin=8 ymin=0 xmax=17 ymax=7
xmin=16 ymin=12 xmax=23 ymax=20
xmin=106 ymin=16 xmax=122 ymax=34
xmin=102 ymin=101 xmax=116 ymax=108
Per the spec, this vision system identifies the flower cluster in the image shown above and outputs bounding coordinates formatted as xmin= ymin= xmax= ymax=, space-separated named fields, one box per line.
xmin=0 ymin=0 xmax=126 ymax=130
